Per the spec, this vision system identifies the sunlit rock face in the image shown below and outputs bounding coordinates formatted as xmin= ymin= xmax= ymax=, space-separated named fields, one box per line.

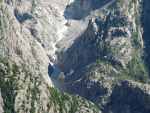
xmin=0 ymin=0 xmax=101 ymax=113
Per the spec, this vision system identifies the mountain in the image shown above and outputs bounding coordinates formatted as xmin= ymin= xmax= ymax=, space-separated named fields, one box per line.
xmin=0 ymin=0 xmax=150 ymax=113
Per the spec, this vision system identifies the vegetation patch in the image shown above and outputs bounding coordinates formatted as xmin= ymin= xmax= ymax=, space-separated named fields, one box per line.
xmin=0 ymin=57 xmax=19 ymax=113
xmin=48 ymin=87 xmax=99 ymax=113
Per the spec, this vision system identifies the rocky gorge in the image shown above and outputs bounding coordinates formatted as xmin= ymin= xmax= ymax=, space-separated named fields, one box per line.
xmin=0 ymin=0 xmax=150 ymax=113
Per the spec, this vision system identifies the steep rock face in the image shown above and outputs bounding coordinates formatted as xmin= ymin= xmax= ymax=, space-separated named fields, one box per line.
xmin=0 ymin=0 xmax=101 ymax=113
xmin=0 ymin=0 xmax=53 ymax=86
xmin=0 ymin=56 xmax=100 ymax=113
xmin=61 ymin=0 xmax=149 ymax=111
xmin=61 ymin=19 xmax=100 ymax=73
xmin=61 ymin=0 xmax=144 ymax=74
xmin=11 ymin=0 xmax=68 ymax=60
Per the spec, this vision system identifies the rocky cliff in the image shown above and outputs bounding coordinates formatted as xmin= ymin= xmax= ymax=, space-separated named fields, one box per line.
xmin=0 ymin=0 xmax=150 ymax=113
xmin=60 ymin=0 xmax=150 ymax=112
xmin=0 ymin=0 xmax=100 ymax=112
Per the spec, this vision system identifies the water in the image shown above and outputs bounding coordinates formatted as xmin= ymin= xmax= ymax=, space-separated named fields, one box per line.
xmin=48 ymin=63 xmax=61 ymax=78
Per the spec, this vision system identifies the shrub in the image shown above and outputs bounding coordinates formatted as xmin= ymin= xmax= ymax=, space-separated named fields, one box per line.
xmin=0 ymin=58 xmax=19 ymax=113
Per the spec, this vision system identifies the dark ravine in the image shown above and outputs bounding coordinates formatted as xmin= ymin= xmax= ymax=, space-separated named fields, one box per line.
xmin=143 ymin=0 xmax=150 ymax=74
xmin=64 ymin=0 xmax=114 ymax=20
